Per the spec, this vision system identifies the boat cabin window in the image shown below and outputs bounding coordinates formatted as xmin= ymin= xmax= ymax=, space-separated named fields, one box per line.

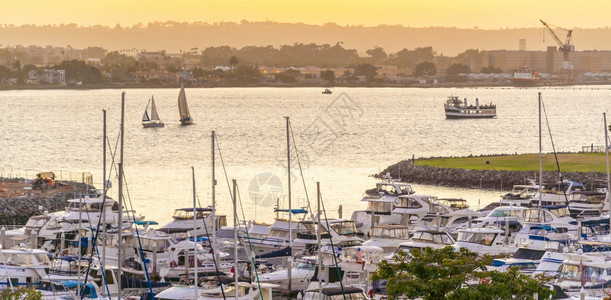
xmin=368 ymin=201 xmax=392 ymax=212
xmin=141 ymin=238 xmax=171 ymax=252
xmin=547 ymin=207 xmax=569 ymax=218
xmin=488 ymin=209 xmax=525 ymax=218
xmin=26 ymin=217 xmax=48 ymax=228
xmin=412 ymin=231 xmax=454 ymax=245
xmin=377 ymin=184 xmax=397 ymax=195
xmin=399 ymin=185 xmax=414 ymax=195
xmin=329 ymin=222 xmax=357 ymax=236
xmin=560 ymin=264 xmax=610 ymax=283
xmin=396 ymin=198 xmax=422 ymax=209
xmin=297 ymin=261 xmax=316 ymax=270
xmin=34 ymin=253 xmax=50 ymax=264
xmin=429 ymin=204 xmax=449 ymax=214
xmin=4 ymin=253 xmax=35 ymax=265
xmin=512 ymin=248 xmax=545 ymax=260
xmin=216 ymin=216 xmax=227 ymax=228
xmin=269 ymin=229 xmax=291 ymax=239
xmin=172 ymin=209 xmax=210 ymax=220
xmin=524 ymin=209 xmax=554 ymax=223
xmin=371 ymin=227 xmax=409 ymax=239
xmin=457 ymin=232 xmax=497 ymax=246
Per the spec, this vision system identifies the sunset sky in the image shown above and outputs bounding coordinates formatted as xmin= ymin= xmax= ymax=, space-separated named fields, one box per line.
xmin=3 ymin=0 xmax=610 ymax=29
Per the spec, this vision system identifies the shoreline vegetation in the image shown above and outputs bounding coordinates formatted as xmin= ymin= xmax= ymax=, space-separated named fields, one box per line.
xmin=2 ymin=81 xmax=611 ymax=91
xmin=381 ymin=152 xmax=610 ymax=191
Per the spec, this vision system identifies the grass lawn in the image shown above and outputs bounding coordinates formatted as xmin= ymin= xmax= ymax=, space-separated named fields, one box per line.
xmin=415 ymin=153 xmax=610 ymax=173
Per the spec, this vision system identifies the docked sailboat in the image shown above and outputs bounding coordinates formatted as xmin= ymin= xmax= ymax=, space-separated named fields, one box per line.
xmin=178 ymin=84 xmax=193 ymax=125
xmin=142 ymin=96 xmax=164 ymax=128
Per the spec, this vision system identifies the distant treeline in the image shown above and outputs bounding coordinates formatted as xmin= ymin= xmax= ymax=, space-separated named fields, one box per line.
xmin=3 ymin=21 xmax=611 ymax=57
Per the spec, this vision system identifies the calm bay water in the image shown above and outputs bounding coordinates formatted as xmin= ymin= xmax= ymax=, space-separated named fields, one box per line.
xmin=1 ymin=86 xmax=610 ymax=225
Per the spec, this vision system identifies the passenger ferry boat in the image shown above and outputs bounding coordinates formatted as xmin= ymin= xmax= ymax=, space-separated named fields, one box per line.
xmin=444 ymin=96 xmax=496 ymax=119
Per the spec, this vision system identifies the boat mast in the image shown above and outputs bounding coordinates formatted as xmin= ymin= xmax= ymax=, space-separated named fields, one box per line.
xmin=285 ymin=116 xmax=292 ymax=293
xmin=102 ymin=109 xmax=107 ymax=298
xmin=192 ymin=167 xmax=198 ymax=299
xmin=78 ymin=194 xmax=82 ymax=297
xmin=604 ymin=113 xmax=610 ymax=218
xmin=316 ymin=182 xmax=322 ymax=296
xmin=117 ymin=91 xmax=125 ymax=300
xmin=538 ymin=92 xmax=543 ymax=206
xmin=211 ymin=131 xmax=217 ymax=262
xmin=233 ymin=179 xmax=238 ymax=300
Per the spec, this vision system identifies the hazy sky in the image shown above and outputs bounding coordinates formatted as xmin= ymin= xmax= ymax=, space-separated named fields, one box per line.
xmin=3 ymin=0 xmax=610 ymax=29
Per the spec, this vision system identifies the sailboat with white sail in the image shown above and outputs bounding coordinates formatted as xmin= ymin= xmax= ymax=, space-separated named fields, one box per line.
xmin=142 ymin=96 xmax=164 ymax=128
xmin=178 ymin=84 xmax=193 ymax=125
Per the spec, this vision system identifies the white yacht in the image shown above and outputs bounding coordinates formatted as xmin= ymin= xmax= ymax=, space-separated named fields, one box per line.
xmin=454 ymin=227 xmax=517 ymax=256
xmin=258 ymin=256 xmax=316 ymax=291
xmin=362 ymin=225 xmax=411 ymax=253
xmin=157 ymin=207 xmax=227 ymax=238
xmin=395 ymin=230 xmax=456 ymax=253
xmin=473 ymin=206 xmax=529 ymax=228
xmin=555 ymin=251 xmax=611 ymax=298
xmin=155 ymin=281 xmax=276 ymax=300
xmin=294 ymin=219 xmax=363 ymax=256
xmin=351 ymin=179 xmax=415 ymax=235
xmin=0 ymin=247 xmax=51 ymax=289
xmin=246 ymin=209 xmax=309 ymax=256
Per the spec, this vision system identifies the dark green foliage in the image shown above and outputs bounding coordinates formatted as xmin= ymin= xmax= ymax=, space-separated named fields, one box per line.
xmin=54 ymin=60 xmax=103 ymax=83
xmin=0 ymin=286 xmax=42 ymax=300
xmin=388 ymin=47 xmax=436 ymax=69
xmin=373 ymin=246 xmax=554 ymax=300
xmin=320 ymin=69 xmax=335 ymax=84
xmin=447 ymin=63 xmax=471 ymax=75
xmin=366 ymin=46 xmax=388 ymax=64
xmin=225 ymin=65 xmax=262 ymax=84
xmin=481 ymin=65 xmax=504 ymax=73
xmin=414 ymin=62 xmax=437 ymax=77
xmin=353 ymin=63 xmax=378 ymax=81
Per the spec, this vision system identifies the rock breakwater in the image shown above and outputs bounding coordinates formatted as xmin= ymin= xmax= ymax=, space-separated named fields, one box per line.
xmin=381 ymin=160 xmax=608 ymax=191
xmin=0 ymin=181 xmax=92 ymax=225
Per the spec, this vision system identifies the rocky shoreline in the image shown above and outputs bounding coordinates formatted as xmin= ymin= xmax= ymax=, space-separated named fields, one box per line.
xmin=0 ymin=181 xmax=93 ymax=225
xmin=381 ymin=160 xmax=608 ymax=191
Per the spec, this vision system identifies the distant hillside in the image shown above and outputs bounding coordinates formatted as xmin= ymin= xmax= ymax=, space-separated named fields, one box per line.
xmin=3 ymin=21 xmax=611 ymax=56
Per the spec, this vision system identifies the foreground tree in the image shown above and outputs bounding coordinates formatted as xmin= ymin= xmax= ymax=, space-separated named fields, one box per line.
xmin=373 ymin=246 xmax=553 ymax=300
xmin=0 ymin=286 xmax=42 ymax=299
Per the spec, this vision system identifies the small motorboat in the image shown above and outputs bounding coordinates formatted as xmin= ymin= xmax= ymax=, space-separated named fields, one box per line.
xmin=322 ymin=88 xmax=332 ymax=94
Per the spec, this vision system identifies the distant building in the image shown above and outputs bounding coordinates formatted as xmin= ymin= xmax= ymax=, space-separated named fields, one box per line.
xmin=178 ymin=70 xmax=195 ymax=83
xmin=39 ymin=69 xmax=66 ymax=84
xmin=481 ymin=49 xmax=611 ymax=75
xmin=519 ymin=39 xmax=526 ymax=51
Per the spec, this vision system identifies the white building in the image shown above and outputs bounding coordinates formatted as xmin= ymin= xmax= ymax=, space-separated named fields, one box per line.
xmin=41 ymin=69 xmax=66 ymax=84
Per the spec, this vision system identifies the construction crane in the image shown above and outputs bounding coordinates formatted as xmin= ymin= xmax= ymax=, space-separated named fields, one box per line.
xmin=540 ymin=19 xmax=574 ymax=80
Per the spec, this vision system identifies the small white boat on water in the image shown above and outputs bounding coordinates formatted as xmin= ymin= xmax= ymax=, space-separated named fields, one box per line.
xmin=142 ymin=96 xmax=164 ymax=128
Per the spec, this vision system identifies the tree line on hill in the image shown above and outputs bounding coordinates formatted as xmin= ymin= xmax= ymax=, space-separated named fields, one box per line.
xmin=0 ymin=43 xmax=507 ymax=85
